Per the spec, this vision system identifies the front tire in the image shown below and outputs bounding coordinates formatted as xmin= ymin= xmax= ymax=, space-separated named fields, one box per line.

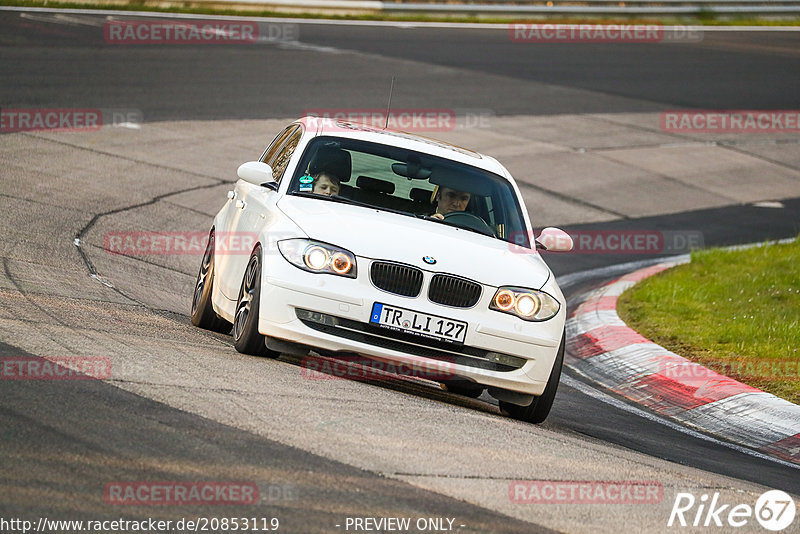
xmin=233 ymin=247 xmax=279 ymax=358
xmin=190 ymin=231 xmax=231 ymax=333
xmin=500 ymin=331 xmax=565 ymax=424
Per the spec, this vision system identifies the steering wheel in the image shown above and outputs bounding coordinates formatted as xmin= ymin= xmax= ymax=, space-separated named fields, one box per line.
xmin=442 ymin=211 xmax=495 ymax=236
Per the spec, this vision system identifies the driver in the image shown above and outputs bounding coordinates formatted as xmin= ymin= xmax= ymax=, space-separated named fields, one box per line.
xmin=431 ymin=186 xmax=471 ymax=220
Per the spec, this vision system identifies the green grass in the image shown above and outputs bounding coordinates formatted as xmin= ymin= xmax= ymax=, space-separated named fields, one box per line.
xmin=2 ymin=0 xmax=800 ymax=26
xmin=617 ymin=237 xmax=800 ymax=405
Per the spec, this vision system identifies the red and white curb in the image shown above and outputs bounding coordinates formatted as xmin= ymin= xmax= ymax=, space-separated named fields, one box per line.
xmin=565 ymin=260 xmax=800 ymax=466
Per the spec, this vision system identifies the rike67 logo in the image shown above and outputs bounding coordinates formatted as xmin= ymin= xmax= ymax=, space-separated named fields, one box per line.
xmin=668 ymin=490 xmax=796 ymax=531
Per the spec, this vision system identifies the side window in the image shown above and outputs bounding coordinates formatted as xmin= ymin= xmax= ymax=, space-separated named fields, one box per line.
xmin=260 ymin=126 xmax=296 ymax=165
xmin=270 ymin=129 xmax=302 ymax=183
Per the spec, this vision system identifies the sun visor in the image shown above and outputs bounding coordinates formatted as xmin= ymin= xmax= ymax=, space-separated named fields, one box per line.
xmin=429 ymin=165 xmax=493 ymax=196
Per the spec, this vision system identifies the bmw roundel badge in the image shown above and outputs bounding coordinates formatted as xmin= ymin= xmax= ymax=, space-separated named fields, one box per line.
xmin=423 ymin=256 xmax=436 ymax=265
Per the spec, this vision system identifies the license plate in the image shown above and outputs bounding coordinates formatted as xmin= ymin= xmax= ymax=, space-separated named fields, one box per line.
xmin=369 ymin=303 xmax=467 ymax=344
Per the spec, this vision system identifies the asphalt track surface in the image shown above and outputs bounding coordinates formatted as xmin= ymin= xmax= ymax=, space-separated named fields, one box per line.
xmin=2 ymin=13 xmax=800 ymax=119
xmin=2 ymin=10 xmax=800 ymax=533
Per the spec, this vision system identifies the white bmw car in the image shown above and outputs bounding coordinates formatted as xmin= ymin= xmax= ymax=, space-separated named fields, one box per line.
xmin=191 ymin=117 xmax=573 ymax=423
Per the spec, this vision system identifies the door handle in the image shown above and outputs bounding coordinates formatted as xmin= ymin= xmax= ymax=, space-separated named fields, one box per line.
xmin=227 ymin=190 xmax=236 ymax=200
xmin=235 ymin=199 xmax=246 ymax=209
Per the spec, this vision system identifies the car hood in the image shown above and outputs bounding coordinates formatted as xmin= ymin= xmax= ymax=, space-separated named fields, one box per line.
xmin=277 ymin=195 xmax=552 ymax=289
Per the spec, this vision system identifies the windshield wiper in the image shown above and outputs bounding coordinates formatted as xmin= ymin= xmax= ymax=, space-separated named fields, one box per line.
xmin=418 ymin=214 xmax=496 ymax=238
xmin=290 ymin=191 xmax=416 ymax=218
xmin=291 ymin=190 xmax=376 ymax=209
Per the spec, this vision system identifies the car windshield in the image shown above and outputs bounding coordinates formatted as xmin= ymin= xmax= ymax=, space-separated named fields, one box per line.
xmin=287 ymin=136 xmax=530 ymax=247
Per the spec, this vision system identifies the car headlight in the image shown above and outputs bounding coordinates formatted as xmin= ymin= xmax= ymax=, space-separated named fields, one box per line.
xmin=490 ymin=286 xmax=560 ymax=321
xmin=278 ymin=239 xmax=357 ymax=278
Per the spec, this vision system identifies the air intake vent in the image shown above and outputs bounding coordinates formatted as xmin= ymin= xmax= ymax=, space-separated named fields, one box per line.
xmin=370 ymin=261 xmax=423 ymax=297
xmin=428 ymin=274 xmax=481 ymax=308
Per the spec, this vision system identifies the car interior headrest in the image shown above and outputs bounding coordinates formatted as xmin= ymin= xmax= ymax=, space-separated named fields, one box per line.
xmin=309 ymin=147 xmax=352 ymax=183
xmin=356 ymin=176 xmax=395 ymax=194
xmin=409 ymin=188 xmax=434 ymax=203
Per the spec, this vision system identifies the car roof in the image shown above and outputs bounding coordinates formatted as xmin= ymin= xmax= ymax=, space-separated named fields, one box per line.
xmin=295 ymin=116 xmax=510 ymax=177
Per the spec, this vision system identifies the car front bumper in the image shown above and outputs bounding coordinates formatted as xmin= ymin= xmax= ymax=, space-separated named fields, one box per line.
xmin=257 ymin=254 xmax=566 ymax=396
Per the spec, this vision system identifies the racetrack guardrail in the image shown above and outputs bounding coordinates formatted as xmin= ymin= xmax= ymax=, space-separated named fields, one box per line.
xmin=203 ymin=0 xmax=800 ymax=16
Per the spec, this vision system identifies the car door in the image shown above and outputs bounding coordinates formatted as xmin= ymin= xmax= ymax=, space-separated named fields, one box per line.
xmin=217 ymin=125 xmax=303 ymax=300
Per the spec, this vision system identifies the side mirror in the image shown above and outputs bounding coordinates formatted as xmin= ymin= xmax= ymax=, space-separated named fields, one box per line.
xmin=237 ymin=161 xmax=275 ymax=187
xmin=536 ymin=227 xmax=573 ymax=252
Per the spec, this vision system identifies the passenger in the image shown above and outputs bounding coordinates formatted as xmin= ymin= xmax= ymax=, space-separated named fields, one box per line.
xmin=430 ymin=186 xmax=471 ymax=219
xmin=313 ymin=172 xmax=341 ymax=197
